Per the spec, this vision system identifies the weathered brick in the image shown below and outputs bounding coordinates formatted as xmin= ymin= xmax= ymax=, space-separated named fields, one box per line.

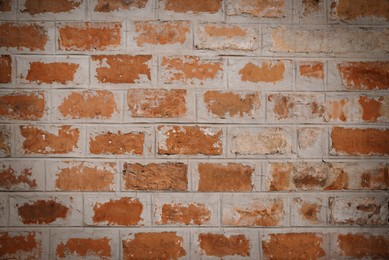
xmin=291 ymin=195 xmax=326 ymax=226
xmin=157 ymin=125 xmax=223 ymax=156
xmin=84 ymin=195 xmax=148 ymax=226
xmin=267 ymin=161 xmax=389 ymax=191
xmin=94 ymin=0 xmax=147 ymax=12
xmin=0 ymin=125 xmax=12 ymax=157
xmin=201 ymin=90 xmax=261 ymax=120
xmin=222 ymin=194 xmax=287 ymax=226
xmin=0 ymin=231 xmax=47 ymax=260
xmin=91 ymin=55 xmax=151 ymax=84
xmin=127 ymin=89 xmax=187 ymax=118
xmin=57 ymin=22 xmax=122 ymax=51
xmin=195 ymin=23 xmax=259 ymax=51
xmin=334 ymin=61 xmax=389 ymax=90
xmin=0 ymin=160 xmax=44 ymax=191
xmin=261 ymin=232 xmax=326 ymax=260
xmin=0 ymin=195 xmax=8 ymax=226
xmin=88 ymin=127 xmax=148 ymax=156
xmin=128 ymin=20 xmax=191 ymax=49
xmin=329 ymin=195 xmax=389 ymax=225
xmin=0 ymin=91 xmax=46 ymax=120
xmin=226 ymin=0 xmax=286 ymax=18
xmin=154 ymin=194 xmax=219 ymax=226
xmin=298 ymin=0 xmax=325 ymax=20
xmin=0 ymin=22 xmax=52 ymax=52
xmin=297 ymin=127 xmax=326 ymax=158
xmin=122 ymin=232 xmax=187 ymax=259
xmin=17 ymin=125 xmax=82 ymax=155
xmin=331 ymin=127 xmax=389 ymax=156
xmin=229 ymin=127 xmax=292 ymax=156
xmin=228 ymin=59 xmax=293 ymax=90
xmin=160 ymin=0 xmax=222 ymax=14
xmin=160 ymin=55 xmax=223 ymax=85
xmin=9 ymin=195 xmax=82 ymax=225
xmin=197 ymin=162 xmax=254 ymax=192
xmin=122 ymin=162 xmax=188 ymax=191
xmin=334 ymin=233 xmax=389 ymax=259
xmin=46 ymin=160 xmax=116 ymax=191
xmin=0 ymin=55 xmax=12 ymax=83
xmin=296 ymin=61 xmax=325 ymax=91
xmin=198 ymin=233 xmax=250 ymax=258
xmin=265 ymin=26 xmax=389 ymax=54
xmin=56 ymin=90 xmax=119 ymax=120
xmin=19 ymin=0 xmax=85 ymax=19
xmin=267 ymin=93 xmax=325 ymax=122
xmin=52 ymin=229 xmax=118 ymax=260
xmin=331 ymin=0 xmax=389 ymax=22
xmin=0 ymin=0 xmax=12 ymax=12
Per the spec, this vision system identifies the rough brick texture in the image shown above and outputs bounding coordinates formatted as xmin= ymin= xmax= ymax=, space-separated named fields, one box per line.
xmin=1 ymin=1 xmax=388 ymax=259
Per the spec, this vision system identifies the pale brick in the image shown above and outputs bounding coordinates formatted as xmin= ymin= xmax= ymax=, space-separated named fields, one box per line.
xmin=0 ymin=160 xmax=44 ymax=191
xmin=293 ymin=0 xmax=326 ymax=24
xmin=89 ymin=0 xmax=153 ymax=20
xmin=0 ymin=195 xmax=8 ymax=226
xmin=291 ymin=195 xmax=327 ymax=226
xmin=0 ymin=125 xmax=12 ymax=157
xmin=296 ymin=61 xmax=325 ymax=91
xmin=0 ymin=0 xmax=16 ymax=20
xmin=297 ymin=127 xmax=327 ymax=158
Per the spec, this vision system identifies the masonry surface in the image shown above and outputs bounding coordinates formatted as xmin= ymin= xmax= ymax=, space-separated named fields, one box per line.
xmin=0 ymin=0 xmax=389 ymax=259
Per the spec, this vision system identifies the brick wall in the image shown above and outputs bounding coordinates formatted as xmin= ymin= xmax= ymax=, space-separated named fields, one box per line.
xmin=1 ymin=0 xmax=389 ymax=259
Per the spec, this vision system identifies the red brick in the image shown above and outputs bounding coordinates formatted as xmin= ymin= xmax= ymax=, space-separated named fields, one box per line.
xmin=161 ymin=56 xmax=223 ymax=85
xmin=122 ymin=162 xmax=188 ymax=191
xmin=58 ymin=22 xmax=122 ymax=51
xmin=92 ymin=55 xmax=151 ymax=84
xmin=197 ymin=163 xmax=253 ymax=192
xmin=331 ymin=0 xmax=389 ymax=21
xmin=203 ymin=91 xmax=261 ymax=119
xmin=158 ymin=125 xmax=223 ymax=156
xmin=0 ymin=91 xmax=45 ymax=120
xmin=21 ymin=0 xmax=82 ymax=15
xmin=17 ymin=199 xmax=69 ymax=224
xmin=127 ymin=89 xmax=187 ymax=118
xmin=198 ymin=233 xmax=250 ymax=257
xmin=262 ymin=233 xmax=326 ymax=260
xmin=94 ymin=0 xmax=147 ymax=12
xmin=24 ymin=61 xmax=79 ymax=85
xmin=0 ymin=0 xmax=11 ymax=12
xmin=0 ymin=163 xmax=38 ymax=190
xmin=0 ymin=231 xmax=42 ymax=259
xmin=161 ymin=0 xmax=222 ymax=13
xmin=337 ymin=233 xmax=389 ymax=259
xmin=359 ymin=95 xmax=389 ymax=122
xmin=122 ymin=232 xmax=186 ymax=259
xmin=0 ymin=55 xmax=11 ymax=83
xmin=132 ymin=21 xmax=190 ymax=47
xmin=337 ymin=62 xmax=389 ymax=90
xmin=0 ymin=22 xmax=48 ymax=51
xmin=226 ymin=0 xmax=285 ymax=18
xmin=89 ymin=130 xmax=145 ymax=155
xmin=58 ymin=90 xmax=118 ymax=119
xmin=92 ymin=197 xmax=143 ymax=226
xmin=56 ymin=237 xmax=111 ymax=258
xmin=331 ymin=127 xmax=389 ymax=156
xmin=159 ymin=203 xmax=211 ymax=225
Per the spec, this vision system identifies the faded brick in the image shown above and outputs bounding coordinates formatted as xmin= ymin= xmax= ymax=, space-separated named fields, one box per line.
xmin=299 ymin=61 xmax=324 ymax=79
xmin=195 ymin=23 xmax=259 ymax=51
xmin=331 ymin=0 xmax=389 ymax=21
xmin=0 ymin=22 xmax=48 ymax=51
xmin=203 ymin=91 xmax=261 ymax=119
xmin=0 ymin=55 xmax=11 ymax=83
xmin=159 ymin=203 xmax=211 ymax=225
xmin=331 ymin=127 xmax=389 ymax=156
xmin=92 ymin=55 xmax=151 ymax=84
xmin=198 ymin=233 xmax=250 ymax=257
xmin=262 ymin=233 xmax=326 ymax=260
xmin=0 ymin=161 xmax=40 ymax=190
xmin=158 ymin=125 xmax=223 ymax=156
xmin=226 ymin=0 xmax=285 ymax=18
xmin=24 ymin=61 xmax=79 ymax=85
xmin=292 ymin=197 xmax=325 ymax=225
xmin=58 ymin=90 xmax=118 ymax=119
xmin=94 ymin=0 xmax=147 ymax=12
xmin=326 ymin=98 xmax=349 ymax=122
xmin=21 ymin=0 xmax=82 ymax=15
xmin=127 ymin=89 xmax=187 ymax=118
xmin=56 ymin=237 xmax=111 ymax=258
xmin=0 ymin=231 xmax=43 ymax=259
xmin=160 ymin=56 xmax=223 ymax=85
xmin=0 ymin=125 xmax=11 ymax=157
xmin=337 ymin=233 xmax=389 ymax=259
xmin=0 ymin=91 xmax=45 ymax=120
xmin=301 ymin=0 xmax=323 ymax=16
xmin=329 ymin=195 xmax=389 ymax=225
xmin=122 ymin=232 xmax=186 ymax=260
xmin=297 ymin=127 xmax=326 ymax=158
xmin=123 ymin=162 xmax=188 ymax=191
xmin=161 ymin=0 xmax=222 ymax=14
xmin=198 ymin=163 xmax=253 ymax=192
xmin=58 ymin=22 xmax=122 ymax=51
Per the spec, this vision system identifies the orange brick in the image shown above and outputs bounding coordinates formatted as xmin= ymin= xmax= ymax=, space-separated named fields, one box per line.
xmin=198 ymin=233 xmax=250 ymax=257
xmin=24 ymin=61 xmax=79 ymax=85
xmin=122 ymin=162 xmax=188 ymax=191
xmin=0 ymin=55 xmax=11 ymax=83
xmin=89 ymin=131 xmax=145 ymax=155
xmin=92 ymin=55 xmax=151 ymax=84
xmin=262 ymin=233 xmax=326 ymax=260
xmin=58 ymin=22 xmax=122 ymax=51
xmin=0 ymin=91 xmax=45 ymax=120
xmin=158 ymin=125 xmax=223 ymax=156
xmin=336 ymin=233 xmax=389 ymax=259
xmin=56 ymin=237 xmax=111 ymax=259
xmin=331 ymin=0 xmax=389 ymax=21
xmin=0 ymin=161 xmax=40 ymax=190
xmin=197 ymin=163 xmax=253 ymax=192
xmin=331 ymin=127 xmax=389 ymax=156
xmin=21 ymin=0 xmax=82 ymax=15
xmin=299 ymin=61 xmax=324 ymax=79
xmin=159 ymin=203 xmax=211 ymax=225
xmin=0 ymin=22 xmax=48 ymax=51
xmin=0 ymin=231 xmax=43 ymax=259
xmin=239 ymin=60 xmax=285 ymax=83
xmin=161 ymin=0 xmax=222 ymax=13
xmin=127 ymin=89 xmax=187 ymax=118
xmin=226 ymin=0 xmax=285 ymax=18
xmin=94 ymin=0 xmax=148 ymax=12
